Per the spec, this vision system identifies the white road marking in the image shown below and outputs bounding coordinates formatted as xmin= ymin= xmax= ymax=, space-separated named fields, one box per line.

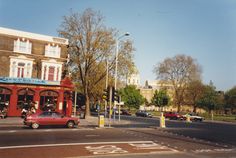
xmin=85 ymin=145 xmax=128 ymax=155
xmin=0 ymin=141 xmax=155 ymax=150
xmin=9 ymin=130 xmax=16 ymax=133
xmin=0 ymin=128 xmax=94 ymax=134
xmin=194 ymin=148 xmax=234 ymax=153
xmin=85 ymin=135 xmax=99 ymax=137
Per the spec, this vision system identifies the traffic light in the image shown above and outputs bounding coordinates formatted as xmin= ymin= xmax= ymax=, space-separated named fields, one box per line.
xmin=102 ymin=87 xmax=110 ymax=102
xmin=112 ymin=87 xmax=119 ymax=103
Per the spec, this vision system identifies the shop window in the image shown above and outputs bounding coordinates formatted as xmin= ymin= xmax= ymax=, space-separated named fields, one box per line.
xmin=14 ymin=38 xmax=32 ymax=54
xmin=39 ymin=90 xmax=58 ymax=111
xmin=0 ymin=87 xmax=11 ymax=113
xmin=45 ymin=44 xmax=61 ymax=58
xmin=17 ymin=88 xmax=35 ymax=110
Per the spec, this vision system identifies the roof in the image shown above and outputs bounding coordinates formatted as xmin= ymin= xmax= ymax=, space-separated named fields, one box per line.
xmin=0 ymin=27 xmax=68 ymax=45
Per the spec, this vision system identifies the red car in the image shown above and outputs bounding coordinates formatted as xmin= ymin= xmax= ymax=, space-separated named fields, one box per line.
xmin=164 ymin=112 xmax=183 ymax=120
xmin=24 ymin=111 xmax=80 ymax=129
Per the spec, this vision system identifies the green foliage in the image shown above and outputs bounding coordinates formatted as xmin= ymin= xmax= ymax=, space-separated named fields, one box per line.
xmin=151 ymin=89 xmax=170 ymax=108
xmin=224 ymin=86 xmax=236 ymax=110
xmin=120 ymin=85 xmax=144 ymax=109
xmin=197 ymin=84 xmax=223 ymax=112
xmin=184 ymin=80 xmax=205 ymax=113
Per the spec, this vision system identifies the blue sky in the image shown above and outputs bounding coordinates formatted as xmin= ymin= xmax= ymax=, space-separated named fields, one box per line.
xmin=0 ymin=0 xmax=236 ymax=91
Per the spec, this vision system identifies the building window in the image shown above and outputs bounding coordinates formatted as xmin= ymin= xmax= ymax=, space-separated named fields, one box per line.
xmin=45 ymin=44 xmax=61 ymax=58
xmin=10 ymin=57 xmax=33 ymax=78
xmin=26 ymin=63 xmax=31 ymax=77
xmin=43 ymin=66 xmax=47 ymax=80
xmin=56 ymin=67 xmax=60 ymax=81
xmin=12 ymin=62 xmax=16 ymax=76
xmin=14 ymin=38 xmax=32 ymax=54
xmin=17 ymin=62 xmax=25 ymax=78
xmin=48 ymin=66 xmax=55 ymax=81
xmin=41 ymin=61 xmax=62 ymax=81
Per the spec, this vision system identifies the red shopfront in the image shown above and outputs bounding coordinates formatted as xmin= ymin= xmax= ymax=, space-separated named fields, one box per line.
xmin=0 ymin=77 xmax=74 ymax=117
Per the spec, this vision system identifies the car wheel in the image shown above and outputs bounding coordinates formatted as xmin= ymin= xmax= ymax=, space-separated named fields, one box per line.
xmin=67 ymin=121 xmax=75 ymax=128
xmin=31 ymin=123 xmax=39 ymax=129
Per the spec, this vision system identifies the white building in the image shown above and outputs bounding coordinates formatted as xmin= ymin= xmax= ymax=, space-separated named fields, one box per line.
xmin=126 ymin=67 xmax=140 ymax=87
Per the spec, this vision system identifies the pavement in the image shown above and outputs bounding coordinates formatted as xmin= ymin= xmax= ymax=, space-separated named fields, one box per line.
xmin=0 ymin=115 xmax=133 ymax=128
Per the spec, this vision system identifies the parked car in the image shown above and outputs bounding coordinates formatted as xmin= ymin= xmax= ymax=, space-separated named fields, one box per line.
xmin=164 ymin=112 xmax=183 ymax=120
xmin=120 ymin=109 xmax=132 ymax=116
xmin=182 ymin=113 xmax=204 ymax=122
xmin=114 ymin=109 xmax=131 ymax=116
xmin=135 ymin=110 xmax=152 ymax=118
xmin=24 ymin=111 xmax=80 ymax=129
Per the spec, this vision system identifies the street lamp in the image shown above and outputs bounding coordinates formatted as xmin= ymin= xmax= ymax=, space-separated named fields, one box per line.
xmin=114 ymin=32 xmax=130 ymax=121
xmin=114 ymin=32 xmax=130 ymax=90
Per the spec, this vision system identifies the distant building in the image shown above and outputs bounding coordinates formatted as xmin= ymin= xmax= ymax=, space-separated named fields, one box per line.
xmin=126 ymin=67 xmax=140 ymax=87
xmin=139 ymin=80 xmax=176 ymax=111
xmin=0 ymin=27 xmax=73 ymax=116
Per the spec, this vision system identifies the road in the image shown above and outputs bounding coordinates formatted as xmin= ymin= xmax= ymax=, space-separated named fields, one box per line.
xmin=0 ymin=115 xmax=236 ymax=158
xmin=118 ymin=115 xmax=236 ymax=147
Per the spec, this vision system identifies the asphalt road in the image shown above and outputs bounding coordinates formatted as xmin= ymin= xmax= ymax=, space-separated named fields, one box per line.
xmin=118 ymin=115 xmax=236 ymax=147
xmin=0 ymin=115 xmax=236 ymax=158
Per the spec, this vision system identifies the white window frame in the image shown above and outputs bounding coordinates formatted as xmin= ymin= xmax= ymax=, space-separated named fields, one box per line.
xmin=41 ymin=60 xmax=62 ymax=81
xmin=9 ymin=56 xmax=34 ymax=78
xmin=45 ymin=44 xmax=61 ymax=58
xmin=13 ymin=38 xmax=32 ymax=54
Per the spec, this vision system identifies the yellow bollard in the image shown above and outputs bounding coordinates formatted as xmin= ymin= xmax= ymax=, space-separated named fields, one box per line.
xmin=98 ymin=115 xmax=104 ymax=128
xmin=160 ymin=112 xmax=166 ymax=128
xmin=186 ymin=114 xmax=191 ymax=123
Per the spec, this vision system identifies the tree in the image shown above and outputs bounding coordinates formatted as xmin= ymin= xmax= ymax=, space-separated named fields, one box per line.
xmin=120 ymin=85 xmax=144 ymax=109
xmin=197 ymin=83 xmax=223 ymax=114
xmin=184 ymin=80 xmax=205 ymax=113
xmin=151 ymin=89 xmax=170 ymax=111
xmin=153 ymin=54 xmax=202 ymax=112
xmin=58 ymin=9 xmax=135 ymax=118
xmin=224 ymin=86 xmax=236 ymax=114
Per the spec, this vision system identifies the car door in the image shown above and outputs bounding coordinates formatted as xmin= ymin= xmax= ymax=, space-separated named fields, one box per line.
xmin=38 ymin=112 xmax=53 ymax=125
xmin=51 ymin=112 xmax=66 ymax=125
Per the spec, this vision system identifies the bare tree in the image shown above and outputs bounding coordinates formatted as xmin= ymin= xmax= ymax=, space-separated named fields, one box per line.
xmin=153 ymin=54 xmax=202 ymax=112
xmin=58 ymin=9 xmax=134 ymax=118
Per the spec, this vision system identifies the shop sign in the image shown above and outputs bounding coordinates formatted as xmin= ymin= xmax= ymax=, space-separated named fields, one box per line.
xmin=0 ymin=77 xmax=60 ymax=85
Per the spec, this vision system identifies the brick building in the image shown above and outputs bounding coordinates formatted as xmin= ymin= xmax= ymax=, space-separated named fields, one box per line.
xmin=0 ymin=27 xmax=74 ymax=117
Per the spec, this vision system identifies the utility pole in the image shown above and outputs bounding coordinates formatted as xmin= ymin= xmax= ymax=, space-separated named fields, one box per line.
xmin=74 ymin=91 xmax=77 ymax=117
xmin=108 ymin=86 xmax=112 ymax=128
xmin=105 ymin=60 xmax=108 ymax=119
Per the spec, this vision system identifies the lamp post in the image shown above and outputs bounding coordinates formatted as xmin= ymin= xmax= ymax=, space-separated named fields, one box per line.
xmin=114 ymin=32 xmax=130 ymax=121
